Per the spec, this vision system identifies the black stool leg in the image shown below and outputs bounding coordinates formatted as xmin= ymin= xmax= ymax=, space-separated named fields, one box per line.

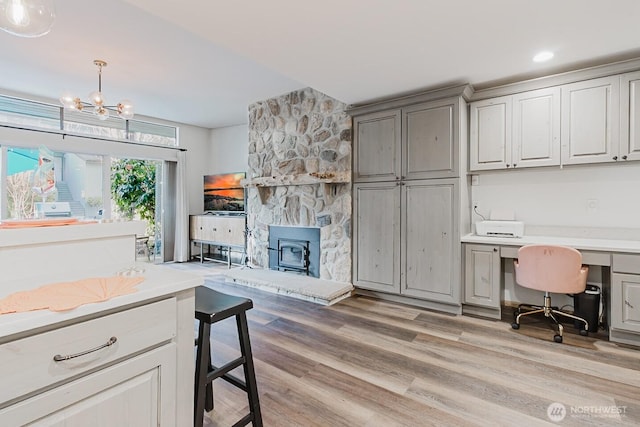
xmin=194 ymin=320 xmax=211 ymax=427
xmin=205 ymin=351 xmax=214 ymax=411
xmin=237 ymin=312 xmax=262 ymax=426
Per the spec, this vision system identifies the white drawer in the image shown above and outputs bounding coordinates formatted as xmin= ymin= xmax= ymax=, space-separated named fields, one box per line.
xmin=0 ymin=297 xmax=176 ymax=406
xmin=613 ymin=253 xmax=640 ymax=274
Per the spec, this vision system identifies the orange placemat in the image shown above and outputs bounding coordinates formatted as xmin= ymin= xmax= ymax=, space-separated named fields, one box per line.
xmin=0 ymin=276 xmax=144 ymax=314
xmin=0 ymin=218 xmax=98 ymax=229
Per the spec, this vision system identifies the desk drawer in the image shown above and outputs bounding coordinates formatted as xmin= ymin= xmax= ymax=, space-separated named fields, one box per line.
xmin=613 ymin=254 xmax=640 ymax=274
xmin=0 ymin=297 xmax=176 ymax=406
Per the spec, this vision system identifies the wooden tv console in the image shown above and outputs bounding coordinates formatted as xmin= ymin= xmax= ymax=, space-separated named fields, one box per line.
xmin=189 ymin=214 xmax=246 ymax=267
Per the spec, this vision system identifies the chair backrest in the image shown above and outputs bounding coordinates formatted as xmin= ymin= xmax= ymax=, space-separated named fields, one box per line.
xmin=514 ymin=245 xmax=587 ymax=294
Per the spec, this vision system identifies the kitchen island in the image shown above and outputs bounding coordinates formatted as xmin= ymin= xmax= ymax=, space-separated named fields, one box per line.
xmin=0 ymin=220 xmax=202 ymax=425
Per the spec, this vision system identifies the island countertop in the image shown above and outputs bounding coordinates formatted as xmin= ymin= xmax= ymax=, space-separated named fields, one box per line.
xmin=0 ymin=262 xmax=203 ymax=343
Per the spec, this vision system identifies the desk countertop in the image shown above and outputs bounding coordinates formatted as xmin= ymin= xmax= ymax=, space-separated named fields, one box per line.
xmin=461 ymin=233 xmax=640 ymax=254
xmin=0 ymin=263 xmax=203 ymax=342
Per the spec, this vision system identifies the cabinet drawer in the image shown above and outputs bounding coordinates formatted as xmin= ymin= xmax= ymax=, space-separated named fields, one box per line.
xmin=0 ymin=297 xmax=176 ymax=406
xmin=613 ymin=253 xmax=640 ymax=274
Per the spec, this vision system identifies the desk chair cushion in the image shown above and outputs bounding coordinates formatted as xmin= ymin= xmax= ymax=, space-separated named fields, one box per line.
xmin=514 ymin=245 xmax=588 ymax=294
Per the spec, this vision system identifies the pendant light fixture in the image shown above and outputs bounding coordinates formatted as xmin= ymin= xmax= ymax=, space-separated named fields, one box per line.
xmin=59 ymin=59 xmax=134 ymax=121
xmin=0 ymin=0 xmax=55 ymax=37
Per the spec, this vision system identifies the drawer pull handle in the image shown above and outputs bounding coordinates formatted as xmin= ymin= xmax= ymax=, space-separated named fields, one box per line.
xmin=625 ymin=300 xmax=634 ymax=309
xmin=53 ymin=336 xmax=118 ymax=362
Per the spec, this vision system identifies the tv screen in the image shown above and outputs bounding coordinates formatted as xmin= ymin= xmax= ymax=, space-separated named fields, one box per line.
xmin=204 ymin=172 xmax=245 ymax=213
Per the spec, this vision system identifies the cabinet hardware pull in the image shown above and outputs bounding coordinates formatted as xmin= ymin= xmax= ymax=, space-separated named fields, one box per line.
xmin=625 ymin=300 xmax=634 ymax=309
xmin=623 ymin=155 xmax=628 ymax=160
xmin=53 ymin=336 xmax=118 ymax=362
xmin=506 ymin=164 xmax=510 ymax=168
xmin=613 ymin=156 xmax=618 ymax=160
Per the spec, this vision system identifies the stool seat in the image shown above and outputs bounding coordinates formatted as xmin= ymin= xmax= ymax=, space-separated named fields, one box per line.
xmin=196 ymin=287 xmax=253 ymax=323
xmin=194 ymin=286 xmax=262 ymax=427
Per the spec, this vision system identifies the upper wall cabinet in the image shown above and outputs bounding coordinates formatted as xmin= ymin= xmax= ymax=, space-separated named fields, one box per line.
xmin=353 ymin=98 xmax=459 ymax=181
xmin=470 ymin=87 xmax=560 ymax=171
xmin=403 ymin=99 xmax=458 ymax=180
xmin=561 ymin=75 xmax=620 ymax=165
xmin=620 ymin=71 xmax=640 ymax=162
xmin=353 ymin=109 xmax=401 ymax=182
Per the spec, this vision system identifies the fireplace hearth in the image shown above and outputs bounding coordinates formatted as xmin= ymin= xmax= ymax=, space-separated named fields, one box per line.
xmin=268 ymin=226 xmax=320 ymax=278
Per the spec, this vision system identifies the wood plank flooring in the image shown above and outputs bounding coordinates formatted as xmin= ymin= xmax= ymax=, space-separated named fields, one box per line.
xmin=198 ymin=275 xmax=640 ymax=427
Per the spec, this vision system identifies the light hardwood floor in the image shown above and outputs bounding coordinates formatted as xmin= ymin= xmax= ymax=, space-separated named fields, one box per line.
xmin=195 ymin=271 xmax=640 ymax=427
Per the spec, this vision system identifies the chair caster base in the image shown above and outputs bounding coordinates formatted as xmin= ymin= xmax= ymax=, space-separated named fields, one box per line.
xmin=511 ymin=323 xmax=520 ymax=330
xmin=553 ymin=334 xmax=563 ymax=343
xmin=579 ymin=329 xmax=589 ymax=336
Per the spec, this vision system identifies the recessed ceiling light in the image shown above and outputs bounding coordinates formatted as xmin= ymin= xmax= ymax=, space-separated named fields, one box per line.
xmin=533 ymin=51 xmax=554 ymax=63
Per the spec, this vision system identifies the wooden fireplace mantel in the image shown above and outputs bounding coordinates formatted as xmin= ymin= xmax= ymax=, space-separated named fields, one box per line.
xmin=241 ymin=171 xmax=351 ymax=204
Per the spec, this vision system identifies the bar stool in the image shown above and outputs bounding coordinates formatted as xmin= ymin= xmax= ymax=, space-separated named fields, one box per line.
xmin=194 ymin=286 xmax=262 ymax=427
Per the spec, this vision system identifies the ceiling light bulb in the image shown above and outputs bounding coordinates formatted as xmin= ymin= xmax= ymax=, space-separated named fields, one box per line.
xmin=59 ymin=92 xmax=76 ymax=109
xmin=6 ymin=0 xmax=28 ymax=27
xmin=117 ymin=100 xmax=134 ymax=119
xmin=94 ymin=105 xmax=110 ymax=120
xmin=0 ymin=0 xmax=55 ymax=37
xmin=88 ymin=90 xmax=104 ymax=106
xmin=533 ymin=51 xmax=554 ymax=63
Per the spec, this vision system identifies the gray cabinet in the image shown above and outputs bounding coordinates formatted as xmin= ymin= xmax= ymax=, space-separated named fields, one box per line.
xmin=561 ymin=75 xmax=620 ymax=165
xmin=352 ymin=182 xmax=400 ymax=293
xmin=611 ymin=254 xmax=640 ymax=343
xmin=470 ymin=87 xmax=560 ymax=171
xmin=463 ymin=244 xmax=501 ymax=319
xmin=620 ymin=71 xmax=640 ymax=162
xmin=353 ymin=109 xmax=401 ymax=182
xmin=350 ymin=87 xmax=470 ymax=313
xmin=354 ymin=98 xmax=459 ymax=181
xmin=403 ymin=99 xmax=458 ymax=179
xmin=353 ymin=180 xmax=460 ymax=305
xmin=402 ymin=180 xmax=459 ymax=303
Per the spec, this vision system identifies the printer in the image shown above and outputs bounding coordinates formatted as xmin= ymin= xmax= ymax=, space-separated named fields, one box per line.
xmin=475 ymin=220 xmax=525 ymax=238
xmin=475 ymin=209 xmax=525 ymax=238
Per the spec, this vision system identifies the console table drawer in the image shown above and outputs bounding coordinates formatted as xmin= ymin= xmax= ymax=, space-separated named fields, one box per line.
xmin=0 ymin=297 xmax=176 ymax=406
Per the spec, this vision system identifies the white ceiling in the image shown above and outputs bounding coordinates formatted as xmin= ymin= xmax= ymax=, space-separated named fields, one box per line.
xmin=1 ymin=0 xmax=640 ymax=129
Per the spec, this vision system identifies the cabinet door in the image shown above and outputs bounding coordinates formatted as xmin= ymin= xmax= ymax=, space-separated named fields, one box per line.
xmin=561 ymin=76 xmax=620 ymax=165
xmin=620 ymin=71 xmax=640 ymax=161
xmin=353 ymin=182 xmax=400 ymax=293
xmin=353 ymin=109 xmax=401 ymax=182
xmin=469 ymin=96 xmax=512 ymax=170
xmin=402 ymin=180 xmax=459 ymax=304
xmin=512 ymin=87 xmax=561 ymax=168
xmin=403 ymin=99 xmax=457 ymax=179
xmin=611 ymin=273 xmax=640 ymax=333
xmin=464 ymin=244 xmax=500 ymax=309
xmin=0 ymin=345 xmax=176 ymax=426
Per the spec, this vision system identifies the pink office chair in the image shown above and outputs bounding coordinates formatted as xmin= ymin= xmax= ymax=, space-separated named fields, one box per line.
xmin=512 ymin=245 xmax=589 ymax=343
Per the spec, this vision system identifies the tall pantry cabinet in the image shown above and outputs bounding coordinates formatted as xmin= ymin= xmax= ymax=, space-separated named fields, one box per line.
xmin=350 ymin=86 xmax=472 ymax=313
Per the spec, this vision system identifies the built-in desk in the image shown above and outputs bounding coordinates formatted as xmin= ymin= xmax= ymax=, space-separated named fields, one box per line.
xmin=461 ymin=233 xmax=640 ymax=346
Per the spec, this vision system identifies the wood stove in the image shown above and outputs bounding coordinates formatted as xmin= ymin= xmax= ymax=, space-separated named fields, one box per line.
xmin=268 ymin=226 xmax=320 ymax=277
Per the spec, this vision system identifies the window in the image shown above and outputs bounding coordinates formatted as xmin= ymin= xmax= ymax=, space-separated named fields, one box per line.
xmin=0 ymin=94 xmax=177 ymax=146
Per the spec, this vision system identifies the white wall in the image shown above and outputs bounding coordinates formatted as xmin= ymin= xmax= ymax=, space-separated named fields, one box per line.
xmin=470 ymin=162 xmax=640 ymax=230
xmin=209 ymin=124 xmax=249 ymax=175
xmin=175 ymin=124 xmax=212 ymax=215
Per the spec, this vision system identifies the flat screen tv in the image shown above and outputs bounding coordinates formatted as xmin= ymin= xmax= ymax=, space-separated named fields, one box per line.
xmin=203 ymin=172 xmax=245 ymax=213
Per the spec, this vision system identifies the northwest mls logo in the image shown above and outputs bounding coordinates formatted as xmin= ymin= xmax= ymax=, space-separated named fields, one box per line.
xmin=547 ymin=402 xmax=567 ymax=422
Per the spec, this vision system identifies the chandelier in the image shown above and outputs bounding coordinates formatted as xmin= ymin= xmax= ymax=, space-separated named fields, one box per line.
xmin=0 ymin=0 xmax=55 ymax=37
xmin=59 ymin=59 xmax=134 ymax=121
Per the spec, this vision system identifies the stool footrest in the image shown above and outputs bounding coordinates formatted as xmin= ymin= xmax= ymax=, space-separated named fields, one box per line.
xmin=207 ymin=356 xmax=246 ymax=382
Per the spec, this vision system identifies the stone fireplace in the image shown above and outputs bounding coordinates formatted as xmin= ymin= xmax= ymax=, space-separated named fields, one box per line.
xmin=244 ymin=88 xmax=352 ymax=283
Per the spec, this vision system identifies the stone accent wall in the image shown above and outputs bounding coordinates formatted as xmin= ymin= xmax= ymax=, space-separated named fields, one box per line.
xmin=246 ymin=88 xmax=352 ymax=283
